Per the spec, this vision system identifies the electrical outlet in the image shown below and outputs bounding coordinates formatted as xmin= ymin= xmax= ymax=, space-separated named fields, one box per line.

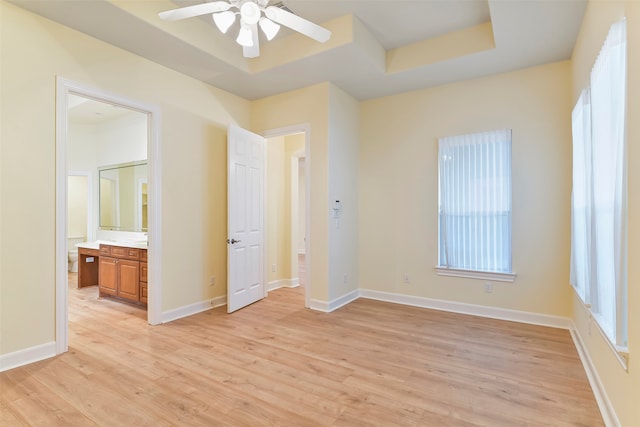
xmin=484 ymin=282 xmax=493 ymax=293
xmin=402 ymin=273 xmax=410 ymax=284
xmin=343 ymin=274 xmax=348 ymax=284
xmin=209 ymin=276 xmax=216 ymax=287
xmin=271 ymin=264 xmax=276 ymax=272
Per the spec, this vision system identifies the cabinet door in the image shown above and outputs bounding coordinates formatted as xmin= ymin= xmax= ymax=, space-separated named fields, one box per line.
xmin=140 ymin=262 xmax=148 ymax=282
xmin=118 ymin=259 xmax=140 ymax=301
xmin=99 ymin=257 xmax=118 ymax=296
xmin=139 ymin=282 xmax=148 ymax=304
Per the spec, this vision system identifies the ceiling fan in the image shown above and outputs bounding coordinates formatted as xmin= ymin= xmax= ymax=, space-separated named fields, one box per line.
xmin=159 ymin=0 xmax=332 ymax=58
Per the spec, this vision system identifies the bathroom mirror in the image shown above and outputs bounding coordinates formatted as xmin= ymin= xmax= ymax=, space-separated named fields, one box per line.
xmin=99 ymin=161 xmax=148 ymax=231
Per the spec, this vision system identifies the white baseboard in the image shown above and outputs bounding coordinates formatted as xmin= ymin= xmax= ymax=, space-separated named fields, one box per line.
xmin=310 ymin=288 xmax=359 ymax=312
xmin=359 ymin=289 xmax=573 ymax=329
xmin=0 ymin=341 xmax=56 ymax=372
xmin=569 ymin=325 xmax=620 ymax=427
xmin=162 ymin=295 xmax=226 ymax=323
xmin=268 ymin=278 xmax=299 ymax=291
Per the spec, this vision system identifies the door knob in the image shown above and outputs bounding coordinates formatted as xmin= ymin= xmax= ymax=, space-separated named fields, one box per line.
xmin=227 ymin=238 xmax=242 ymax=244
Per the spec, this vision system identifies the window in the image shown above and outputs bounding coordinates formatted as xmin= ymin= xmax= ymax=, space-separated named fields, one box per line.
xmin=570 ymin=89 xmax=591 ymax=304
xmin=437 ymin=129 xmax=513 ymax=280
xmin=570 ymin=19 xmax=627 ymax=351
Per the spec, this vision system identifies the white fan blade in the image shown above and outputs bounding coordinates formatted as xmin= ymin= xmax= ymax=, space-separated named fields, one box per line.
xmin=243 ymin=23 xmax=260 ymax=58
xmin=264 ymin=6 xmax=331 ymax=43
xmin=159 ymin=1 xmax=232 ymax=21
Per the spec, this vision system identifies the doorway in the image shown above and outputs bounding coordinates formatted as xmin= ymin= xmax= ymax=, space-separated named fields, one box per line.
xmin=55 ymin=78 xmax=162 ymax=355
xmin=265 ymin=129 xmax=309 ymax=307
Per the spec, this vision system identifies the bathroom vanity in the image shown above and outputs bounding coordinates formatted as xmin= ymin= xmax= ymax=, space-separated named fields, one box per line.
xmin=77 ymin=241 xmax=148 ymax=307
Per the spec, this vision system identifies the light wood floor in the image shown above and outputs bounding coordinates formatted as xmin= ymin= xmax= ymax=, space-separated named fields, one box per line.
xmin=1 ymin=274 xmax=603 ymax=426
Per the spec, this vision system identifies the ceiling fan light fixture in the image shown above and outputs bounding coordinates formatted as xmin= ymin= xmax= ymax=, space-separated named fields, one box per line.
xmin=236 ymin=24 xmax=254 ymax=47
xmin=258 ymin=17 xmax=280 ymax=41
xmin=213 ymin=11 xmax=236 ymax=34
xmin=240 ymin=1 xmax=261 ymax=25
xmin=159 ymin=0 xmax=333 ymax=58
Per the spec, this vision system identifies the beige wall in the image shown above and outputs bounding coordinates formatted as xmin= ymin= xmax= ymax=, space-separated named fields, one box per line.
xmin=0 ymin=1 xmax=250 ymax=355
xmin=570 ymin=0 xmax=640 ymax=424
xmin=327 ymin=85 xmax=360 ymax=300
xmin=359 ymin=61 xmax=573 ymax=316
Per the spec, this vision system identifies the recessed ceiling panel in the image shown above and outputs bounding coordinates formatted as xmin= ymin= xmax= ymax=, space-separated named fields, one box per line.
xmin=283 ymin=0 xmax=491 ymax=49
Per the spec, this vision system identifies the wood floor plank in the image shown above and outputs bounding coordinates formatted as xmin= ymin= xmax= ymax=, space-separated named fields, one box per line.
xmin=0 ymin=275 xmax=604 ymax=426
xmin=0 ymin=399 xmax=28 ymax=427
xmin=1 ymin=368 xmax=100 ymax=426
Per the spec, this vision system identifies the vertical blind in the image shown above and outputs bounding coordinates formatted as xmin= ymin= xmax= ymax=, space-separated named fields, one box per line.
xmin=438 ymin=129 xmax=512 ymax=273
xmin=570 ymin=19 xmax=627 ymax=347
xmin=570 ymin=89 xmax=592 ymax=304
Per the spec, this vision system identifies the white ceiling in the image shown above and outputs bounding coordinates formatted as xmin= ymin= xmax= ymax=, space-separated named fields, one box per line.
xmin=68 ymin=94 xmax=143 ymax=124
xmin=10 ymin=0 xmax=587 ymax=101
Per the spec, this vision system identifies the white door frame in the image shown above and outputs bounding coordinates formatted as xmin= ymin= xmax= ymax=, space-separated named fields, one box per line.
xmin=263 ymin=124 xmax=311 ymax=308
xmin=55 ymin=77 xmax=162 ymax=355
xmin=290 ymin=149 xmax=305 ymax=287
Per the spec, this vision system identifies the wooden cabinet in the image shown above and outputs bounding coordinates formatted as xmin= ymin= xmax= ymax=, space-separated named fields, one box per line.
xmin=98 ymin=244 xmax=147 ymax=307
xmin=77 ymin=247 xmax=100 ymax=288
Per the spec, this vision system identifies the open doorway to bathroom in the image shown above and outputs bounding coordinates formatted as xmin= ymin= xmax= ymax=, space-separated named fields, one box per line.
xmin=55 ymin=78 xmax=162 ymax=355
xmin=66 ymin=93 xmax=149 ymax=316
xmin=265 ymin=131 xmax=308 ymax=305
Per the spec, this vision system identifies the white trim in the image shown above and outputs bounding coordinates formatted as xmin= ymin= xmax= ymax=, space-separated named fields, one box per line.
xmin=56 ymin=79 xmax=70 ymax=355
xmin=570 ymin=323 xmax=620 ymax=427
xmin=146 ymin=100 xmax=162 ymax=325
xmin=435 ymin=267 xmax=516 ymax=283
xmin=162 ymin=296 xmax=226 ymax=323
xmin=0 ymin=342 xmax=56 ymax=372
xmin=359 ymin=289 xmax=571 ymax=329
xmin=55 ymin=77 xmax=163 ymax=359
xmin=290 ymin=151 xmax=301 ymax=289
xmin=309 ymin=289 xmax=359 ymax=313
xmin=268 ymin=278 xmax=299 ymax=291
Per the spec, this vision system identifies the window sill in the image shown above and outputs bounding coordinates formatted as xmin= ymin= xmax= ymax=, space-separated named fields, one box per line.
xmin=435 ymin=267 xmax=516 ymax=282
xmin=571 ymin=286 xmax=629 ymax=371
xmin=591 ymin=313 xmax=629 ymax=371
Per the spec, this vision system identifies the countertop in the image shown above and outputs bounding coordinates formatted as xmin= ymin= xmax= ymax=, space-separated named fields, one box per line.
xmin=76 ymin=240 xmax=148 ymax=250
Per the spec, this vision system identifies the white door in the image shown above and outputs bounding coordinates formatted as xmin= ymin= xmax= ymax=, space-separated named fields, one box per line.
xmin=227 ymin=124 xmax=265 ymax=313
